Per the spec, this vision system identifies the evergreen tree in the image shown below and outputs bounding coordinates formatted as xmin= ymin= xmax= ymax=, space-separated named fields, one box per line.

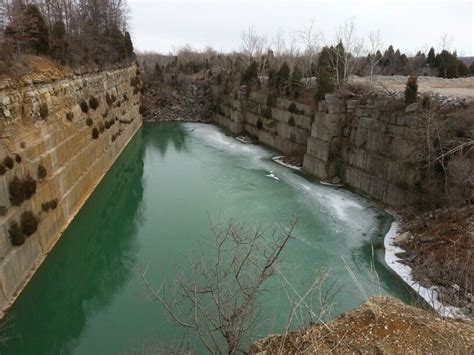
xmin=290 ymin=65 xmax=303 ymax=98
xmin=427 ymin=47 xmax=436 ymax=67
xmin=25 ymin=4 xmax=49 ymax=55
xmin=276 ymin=62 xmax=290 ymax=89
xmin=124 ymin=31 xmax=134 ymax=58
xmin=405 ymin=74 xmax=418 ymax=104
xmin=267 ymin=68 xmax=278 ymax=90
xmin=435 ymin=50 xmax=460 ymax=78
xmin=318 ymin=46 xmax=333 ymax=70
xmin=315 ymin=68 xmax=334 ymax=101
xmin=240 ymin=61 xmax=260 ymax=87
xmin=50 ymin=21 xmax=67 ymax=60
xmin=6 ymin=4 xmax=49 ymax=55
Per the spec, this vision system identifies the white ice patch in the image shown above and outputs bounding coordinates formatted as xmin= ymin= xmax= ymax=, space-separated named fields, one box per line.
xmin=266 ymin=172 xmax=280 ymax=181
xmin=272 ymin=156 xmax=302 ymax=170
xmin=384 ymin=214 xmax=468 ymax=320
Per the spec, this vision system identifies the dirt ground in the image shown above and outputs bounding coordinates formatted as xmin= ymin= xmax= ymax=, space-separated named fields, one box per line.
xmin=351 ymin=75 xmax=474 ymax=99
xmin=397 ymin=207 xmax=473 ymax=317
xmin=251 ymin=296 xmax=474 ymax=354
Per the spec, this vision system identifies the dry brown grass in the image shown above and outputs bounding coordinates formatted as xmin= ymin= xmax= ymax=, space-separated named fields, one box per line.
xmin=251 ymin=296 xmax=474 ymax=354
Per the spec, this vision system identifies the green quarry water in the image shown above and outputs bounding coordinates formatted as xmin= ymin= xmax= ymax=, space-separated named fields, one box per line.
xmin=2 ymin=123 xmax=413 ymax=354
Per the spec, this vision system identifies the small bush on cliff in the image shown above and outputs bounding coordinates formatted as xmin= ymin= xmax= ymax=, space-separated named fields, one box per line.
xmin=9 ymin=221 xmax=25 ymax=246
xmin=89 ymin=97 xmax=100 ymax=110
xmin=288 ymin=104 xmax=305 ymax=115
xmin=42 ymin=199 xmax=58 ymax=212
xmin=288 ymin=116 xmax=295 ymax=127
xmin=20 ymin=211 xmax=38 ymax=237
xmin=106 ymin=93 xmax=114 ymax=107
xmin=37 ymin=164 xmax=47 ymax=180
xmin=50 ymin=199 xmax=58 ymax=210
xmin=66 ymin=112 xmax=74 ymax=121
xmin=240 ymin=61 xmax=260 ymax=87
xmin=262 ymin=106 xmax=272 ymax=119
xmin=39 ymin=103 xmax=49 ymax=119
xmin=42 ymin=201 xmax=51 ymax=212
xmin=3 ymin=156 xmax=14 ymax=169
xmin=0 ymin=164 xmax=5 ymax=175
xmin=9 ymin=176 xmax=25 ymax=206
xmin=405 ymin=74 xmax=418 ymax=104
xmin=99 ymin=123 xmax=105 ymax=133
xmin=80 ymin=100 xmax=89 ymax=113
xmin=266 ymin=94 xmax=277 ymax=107
xmin=15 ymin=154 xmax=22 ymax=163
xmin=92 ymin=127 xmax=99 ymax=139
xmin=86 ymin=118 xmax=93 ymax=127
xmin=23 ymin=175 xmax=37 ymax=199
xmin=9 ymin=175 xmax=37 ymax=204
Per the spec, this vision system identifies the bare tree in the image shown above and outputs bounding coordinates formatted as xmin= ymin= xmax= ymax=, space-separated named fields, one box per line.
xmin=297 ymin=19 xmax=322 ymax=76
xmin=272 ymin=28 xmax=286 ymax=59
xmin=438 ymin=32 xmax=453 ymax=52
xmin=239 ymin=26 xmax=266 ymax=66
xmin=328 ymin=18 xmax=364 ymax=87
xmin=138 ymin=217 xmax=299 ymax=354
xmin=366 ymin=30 xmax=384 ymax=79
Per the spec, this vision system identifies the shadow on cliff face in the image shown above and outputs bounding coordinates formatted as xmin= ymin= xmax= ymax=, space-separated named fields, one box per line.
xmin=1 ymin=131 xmax=146 ymax=355
xmin=144 ymin=122 xmax=189 ymax=157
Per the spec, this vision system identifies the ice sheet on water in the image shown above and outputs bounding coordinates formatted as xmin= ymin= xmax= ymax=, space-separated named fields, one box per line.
xmin=185 ymin=123 xmax=380 ymax=241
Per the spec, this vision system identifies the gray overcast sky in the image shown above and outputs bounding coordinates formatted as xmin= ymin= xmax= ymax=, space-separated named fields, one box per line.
xmin=128 ymin=0 xmax=474 ymax=56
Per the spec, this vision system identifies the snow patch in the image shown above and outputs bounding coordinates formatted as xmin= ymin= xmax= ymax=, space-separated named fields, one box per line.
xmin=272 ymin=156 xmax=302 ymax=170
xmin=266 ymin=171 xmax=280 ymax=181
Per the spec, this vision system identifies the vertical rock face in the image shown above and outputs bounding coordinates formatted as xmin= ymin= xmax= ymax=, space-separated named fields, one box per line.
xmin=212 ymin=90 xmax=419 ymax=207
xmin=303 ymin=95 xmax=418 ymax=206
xmin=0 ymin=66 xmax=142 ymax=315
xmin=212 ymin=88 xmax=314 ymax=156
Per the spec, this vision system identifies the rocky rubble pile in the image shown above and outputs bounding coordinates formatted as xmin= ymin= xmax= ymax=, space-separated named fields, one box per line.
xmin=142 ymin=79 xmax=212 ymax=122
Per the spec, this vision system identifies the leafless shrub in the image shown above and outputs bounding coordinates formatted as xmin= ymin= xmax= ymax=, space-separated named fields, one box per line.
xmin=138 ymin=217 xmax=299 ymax=354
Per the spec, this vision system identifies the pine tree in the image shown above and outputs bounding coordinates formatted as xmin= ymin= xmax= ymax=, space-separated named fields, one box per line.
xmin=315 ymin=68 xmax=334 ymax=101
xmin=50 ymin=21 xmax=67 ymax=60
xmin=6 ymin=4 xmax=49 ymax=55
xmin=25 ymin=5 xmax=49 ymax=55
xmin=405 ymin=74 xmax=418 ymax=104
xmin=124 ymin=31 xmax=134 ymax=58
xmin=276 ymin=62 xmax=290 ymax=89
xmin=290 ymin=65 xmax=302 ymax=98
xmin=240 ymin=61 xmax=260 ymax=87
xmin=427 ymin=47 xmax=436 ymax=67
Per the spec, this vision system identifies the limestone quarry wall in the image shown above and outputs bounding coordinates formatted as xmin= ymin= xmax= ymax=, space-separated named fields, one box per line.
xmin=303 ymin=94 xmax=418 ymax=207
xmin=212 ymin=88 xmax=314 ymax=156
xmin=0 ymin=66 xmax=142 ymax=315
xmin=212 ymin=89 xmax=418 ymax=207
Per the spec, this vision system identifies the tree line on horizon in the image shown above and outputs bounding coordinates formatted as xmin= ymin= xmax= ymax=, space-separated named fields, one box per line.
xmin=0 ymin=0 xmax=135 ymax=73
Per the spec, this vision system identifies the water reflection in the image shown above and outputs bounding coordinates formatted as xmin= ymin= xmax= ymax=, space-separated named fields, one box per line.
xmin=145 ymin=122 xmax=189 ymax=157
xmin=2 ymin=130 xmax=146 ymax=354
